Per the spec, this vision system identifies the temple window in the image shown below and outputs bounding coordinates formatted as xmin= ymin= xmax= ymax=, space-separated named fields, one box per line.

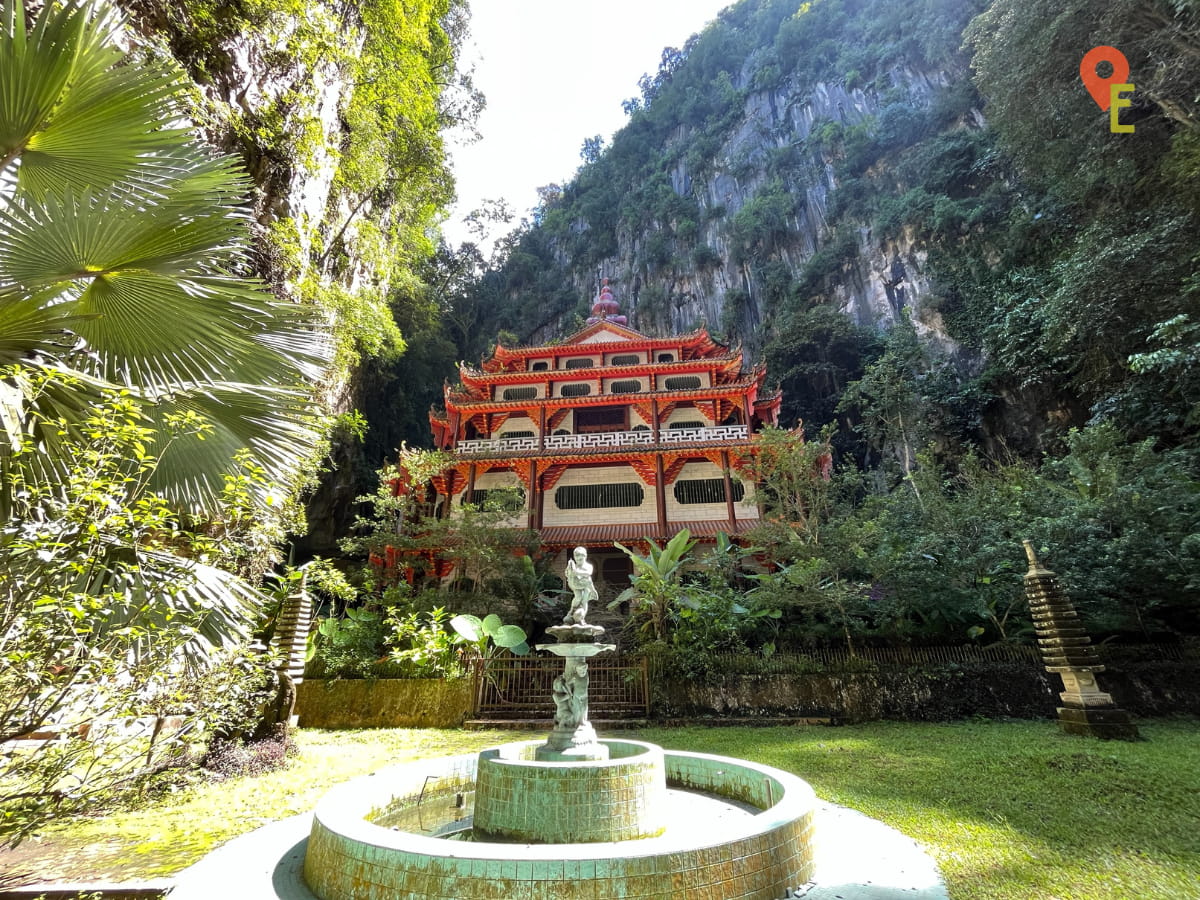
xmin=609 ymin=380 xmax=641 ymax=394
xmin=674 ymin=478 xmax=745 ymax=504
xmin=610 ymin=354 xmax=640 ymax=366
xmin=575 ymin=406 xmax=626 ymax=433
xmin=657 ymin=353 xmax=675 ymax=363
xmin=500 ymin=430 xmax=534 ymax=439
xmin=668 ymin=420 xmax=705 ymax=430
xmin=560 ymin=383 xmax=592 ymax=397
xmin=502 ymin=386 xmax=538 ymax=401
xmin=664 ymin=375 xmax=702 ymax=390
xmin=463 ymin=487 xmax=526 ymax=507
xmin=530 ymin=361 xmax=549 ymax=371
xmin=564 ymin=358 xmax=595 ymax=369
xmin=554 ymin=483 xmax=644 ymax=510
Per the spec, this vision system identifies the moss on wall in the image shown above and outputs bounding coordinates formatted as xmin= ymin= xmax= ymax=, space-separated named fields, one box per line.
xmin=658 ymin=659 xmax=1200 ymax=723
xmin=296 ymin=678 xmax=473 ymax=729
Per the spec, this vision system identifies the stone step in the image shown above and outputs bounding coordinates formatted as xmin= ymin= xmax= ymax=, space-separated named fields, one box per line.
xmin=465 ymin=718 xmax=653 ymax=730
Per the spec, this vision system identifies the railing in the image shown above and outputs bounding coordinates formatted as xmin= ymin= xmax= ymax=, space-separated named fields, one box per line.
xmin=544 ymin=430 xmax=654 ymax=450
xmin=471 ymin=655 xmax=650 ymax=719
xmin=456 ymin=425 xmax=749 ymax=455
xmin=470 ymin=643 xmax=1195 ymax=718
xmin=457 ymin=436 xmax=538 ymax=454
xmin=661 ymin=424 xmax=747 ymax=443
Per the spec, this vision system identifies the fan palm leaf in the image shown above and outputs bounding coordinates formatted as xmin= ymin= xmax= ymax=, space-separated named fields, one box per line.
xmin=0 ymin=0 xmax=331 ymax=514
xmin=0 ymin=0 xmax=185 ymax=198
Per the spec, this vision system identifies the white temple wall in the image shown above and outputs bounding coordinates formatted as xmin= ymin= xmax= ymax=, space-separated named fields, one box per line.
xmin=495 ymin=415 xmax=538 ymax=438
xmin=664 ymin=461 xmax=759 ymax=523
xmin=542 ymin=465 xmax=657 ymax=527
xmin=664 ymin=406 xmax=715 ymax=428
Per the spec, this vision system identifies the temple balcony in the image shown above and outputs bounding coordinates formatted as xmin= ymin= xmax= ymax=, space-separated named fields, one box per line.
xmin=660 ymin=425 xmax=747 ymax=444
xmin=457 ymin=435 xmax=540 ymax=454
xmin=455 ymin=425 xmax=749 ymax=455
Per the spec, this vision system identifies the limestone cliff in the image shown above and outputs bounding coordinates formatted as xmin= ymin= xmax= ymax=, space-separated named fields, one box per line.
xmin=115 ymin=0 xmax=466 ymax=552
xmin=481 ymin=2 xmax=990 ymax=373
xmin=565 ymin=68 xmax=966 ymax=354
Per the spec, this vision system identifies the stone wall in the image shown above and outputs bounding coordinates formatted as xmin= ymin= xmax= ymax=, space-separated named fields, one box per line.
xmin=294 ymin=656 xmax=1200 ymax=730
xmin=296 ymin=678 xmax=473 ymax=729
xmin=657 ymin=658 xmax=1200 ymax=723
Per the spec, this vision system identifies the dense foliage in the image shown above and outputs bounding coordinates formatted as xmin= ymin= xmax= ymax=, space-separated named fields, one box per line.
xmin=114 ymin=0 xmax=479 ymax=544
xmin=1 ymin=0 xmax=472 ymax=840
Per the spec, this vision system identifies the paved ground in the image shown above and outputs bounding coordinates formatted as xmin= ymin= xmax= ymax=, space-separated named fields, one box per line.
xmin=168 ymin=802 xmax=948 ymax=900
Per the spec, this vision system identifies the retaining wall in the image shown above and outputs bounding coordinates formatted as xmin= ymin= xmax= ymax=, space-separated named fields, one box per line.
xmin=296 ymin=678 xmax=473 ymax=729
xmin=658 ymin=657 xmax=1200 ymax=722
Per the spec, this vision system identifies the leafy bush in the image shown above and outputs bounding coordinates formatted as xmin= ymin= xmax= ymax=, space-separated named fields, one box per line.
xmin=306 ymin=607 xmax=387 ymax=679
xmin=201 ymin=723 xmax=295 ymax=781
xmin=449 ymin=613 xmax=530 ymax=659
xmin=386 ymin=606 xmax=463 ymax=678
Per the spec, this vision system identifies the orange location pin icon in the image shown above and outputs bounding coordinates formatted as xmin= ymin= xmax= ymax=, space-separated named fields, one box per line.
xmin=1080 ymin=46 xmax=1130 ymax=110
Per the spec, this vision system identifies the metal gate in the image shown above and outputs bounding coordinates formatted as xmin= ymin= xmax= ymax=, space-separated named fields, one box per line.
xmin=471 ymin=655 xmax=649 ymax=719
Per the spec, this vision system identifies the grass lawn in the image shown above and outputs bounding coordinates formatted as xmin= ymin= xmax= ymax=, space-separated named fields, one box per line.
xmin=2 ymin=718 xmax=1197 ymax=900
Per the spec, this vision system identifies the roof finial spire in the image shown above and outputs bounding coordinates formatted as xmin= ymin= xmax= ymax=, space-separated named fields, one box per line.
xmin=586 ymin=276 xmax=627 ymax=326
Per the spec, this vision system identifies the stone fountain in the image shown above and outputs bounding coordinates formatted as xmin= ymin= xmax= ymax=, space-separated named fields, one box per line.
xmin=534 ymin=545 xmax=615 ymax=762
xmin=301 ymin=547 xmax=819 ymax=899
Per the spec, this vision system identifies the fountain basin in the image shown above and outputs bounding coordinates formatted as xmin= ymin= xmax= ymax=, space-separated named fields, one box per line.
xmin=304 ymin=744 xmax=817 ymax=900
xmin=475 ymin=739 xmax=666 ymax=843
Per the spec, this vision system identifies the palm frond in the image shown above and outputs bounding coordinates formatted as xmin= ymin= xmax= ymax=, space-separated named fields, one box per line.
xmin=76 ymin=545 xmax=260 ymax=664
xmin=143 ymin=384 xmax=325 ymax=512
xmin=0 ymin=1 xmax=332 ymax=521
xmin=0 ymin=0 xmax=190 ymax=199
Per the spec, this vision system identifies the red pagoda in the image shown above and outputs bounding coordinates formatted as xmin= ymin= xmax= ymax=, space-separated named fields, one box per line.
xmin=423 ymin=279 xmax=782 ymax=597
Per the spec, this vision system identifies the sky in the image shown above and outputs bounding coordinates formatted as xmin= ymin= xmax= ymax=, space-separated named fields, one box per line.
xmin=443 ymin=0 xmax=734 ymax=249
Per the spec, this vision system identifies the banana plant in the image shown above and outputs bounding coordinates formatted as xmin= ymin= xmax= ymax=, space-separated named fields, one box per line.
xmin=611 ymin=528 xmax=697 ymax=642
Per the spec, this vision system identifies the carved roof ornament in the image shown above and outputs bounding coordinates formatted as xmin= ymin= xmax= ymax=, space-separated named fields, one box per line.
xmin=586 ymin=277 xmax=627 ymax=327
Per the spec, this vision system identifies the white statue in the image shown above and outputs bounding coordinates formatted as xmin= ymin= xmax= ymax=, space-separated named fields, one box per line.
xmin=564 ymin=546 xmax=598 ymax=625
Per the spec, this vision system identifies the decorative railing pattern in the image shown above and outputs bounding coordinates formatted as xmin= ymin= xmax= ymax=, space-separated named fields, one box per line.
xmin=661 ymin=425 xmax=747 ymax=443
xmin=544 ymin=430 xmax=655 ymax=450
xmin=457 ymin=425 xmax=749 ymax=455
xmin=457 ymin=436 xmax=538 ymax=454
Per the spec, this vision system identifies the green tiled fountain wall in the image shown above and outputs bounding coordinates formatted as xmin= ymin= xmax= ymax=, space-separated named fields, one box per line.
xmin=304 ymin=749 xmax=817 ymax=900
xmin=474 ymin=740 xmax=667 ymax=843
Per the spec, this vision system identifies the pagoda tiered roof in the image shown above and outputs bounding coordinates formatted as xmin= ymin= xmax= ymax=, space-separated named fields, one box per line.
xmin=399 ymin=276 xmax=788 ymax=571
xmin=538 ymin=518 xmax=757 ymax=549
xmin=462 ymin=351 xmax=745 ymax=388
xmin=443 ymin=376 xmax=767 ymax=413
xmin=480 ymin=321 xmax=730 ymax=374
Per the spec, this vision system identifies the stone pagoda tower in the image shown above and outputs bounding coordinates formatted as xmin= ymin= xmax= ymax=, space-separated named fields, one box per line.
xmin=1023 ymin=540 xmax=1139 ymax=740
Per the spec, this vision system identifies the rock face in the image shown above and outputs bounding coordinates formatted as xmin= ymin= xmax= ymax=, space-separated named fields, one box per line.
xmin=116 ymin=1 xmax=431 ymax=551
xmin=120 ymin=2 xmax=359 ymax=271
xmin=524 ymin=64 xmax=975 ymax=361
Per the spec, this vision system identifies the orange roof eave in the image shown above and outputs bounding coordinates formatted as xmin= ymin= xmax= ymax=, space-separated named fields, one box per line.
xmin=537 ymin=518 xmax=758 ymax=548
xmin=460 ymin=352 xmax=746 ymax=388
xmin=443 ymin=379 xmax=767 ymax=415
xmin=481 ymin=324 xmax=725 ymax=370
